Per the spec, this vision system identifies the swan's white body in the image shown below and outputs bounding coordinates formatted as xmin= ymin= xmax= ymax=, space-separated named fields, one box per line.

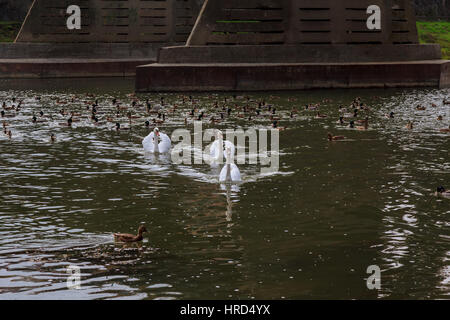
xmin=219 ymin=147 xmax=241 ymax=183
xmin=210 ymin=131 xmax=235 ymax=162
xmin=219 ymin=163 xmax=241 ymax=182
xmin=142 ymin=128 xmax=171 ymax=153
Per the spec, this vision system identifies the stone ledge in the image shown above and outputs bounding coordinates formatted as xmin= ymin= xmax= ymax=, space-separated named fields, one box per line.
xmin=135 ymin=60 xmax=450 ymax=92
xmin=0 ymin=58 xmax=155 ymax=79
xmin=158 ymin=44 xmax=443 ymax=64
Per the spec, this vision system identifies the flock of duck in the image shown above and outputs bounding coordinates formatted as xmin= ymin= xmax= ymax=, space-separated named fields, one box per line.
xmin=1 ymin=93 xmax=450 ymax=241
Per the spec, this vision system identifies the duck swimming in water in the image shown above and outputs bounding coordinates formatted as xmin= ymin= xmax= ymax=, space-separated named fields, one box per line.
xmin=59 ymin=117 xmax=73 ymax=127
xmin=406 ymin=121 xmax=413 ymax=130
xmin=356 ymin=117 xmax=369 ymax=130
xmin=337 ymin=116 xmax=345 ymax=125
xmin=440 ymin=125 xmax=450 ymax=133
xmin=219 ymin=147 xmax=241 ymax=183
xmin=349 ymin=120 xmax=355 ymax=129
xmin=114 ymin=225 xmax=147 ymax=243
xmin=142 ymin=127 xmax=171 ymax=153
xmin=327 ymin=133 xmax=346 ymax=141
xmin=315 ymin=112 xmax=327 ymax=119
xmin=386 ymin=112 xmax=395 ymax=119
xmin=435 ymin=186 xmax=450 ymax=198
xmin=115 ymin=122 xmax=130 ymax=131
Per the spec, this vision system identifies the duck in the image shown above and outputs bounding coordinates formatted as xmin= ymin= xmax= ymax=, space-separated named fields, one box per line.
xmin=219 ymin=147 xmax=241 ymax=183
xmin=142 ymin=127 xmax=171 ymax=153
xmin=406 ymin=121 xmax=413 ymax=130
xmin=1 ymin=110 xmax=15 ymax=118
xmin=210 ymin=116 xmax=221 ymax=124
xmin=210 ymin=130 xmax=235 ymax=162
xmin=348 ymin=120 xmax=355 ymax=129
xmin=152 ymin=118 xmax=164 ymax=125
xmin=416 ymin=105 xmax=426 ymax=111
xmin=328 ymin=133 xmax=346 ymax=141
xmin=385 ymin=112 xmax=395 ymax=119
xmin=59 ymin=117 xmax=73 ymax=127
xmin=338 ymin=106 xmax=348 ymax=113
xmin=344 ymin=109 xmax=357 ymax=118
xmin=435 ymin=186 xmax=450 ymax=198
xmin=356 ymin=117 xmax=369 ymax=130
xmin=440 ymin=125 xmax=450 ymax=133
xmin=114 ymin=225 xmax=147 ymax=243
xmin=115 ymin=122 xmax=129 ymax=131
xmin=336 ymin=116 xmax=346 ymax=125
xmin=272 ymin=120 xmax=286 ymax=130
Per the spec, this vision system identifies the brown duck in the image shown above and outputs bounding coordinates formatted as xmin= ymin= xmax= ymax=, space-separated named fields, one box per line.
xmin=114 ymin=225 xmax=147 ymax=243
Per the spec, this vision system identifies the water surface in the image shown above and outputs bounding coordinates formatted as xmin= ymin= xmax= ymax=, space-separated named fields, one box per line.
xmin=0 ymin=78 xmax=449 ymax=299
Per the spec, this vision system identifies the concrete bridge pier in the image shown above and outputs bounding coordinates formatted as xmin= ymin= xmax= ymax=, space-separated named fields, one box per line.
xmin=136 ymin=0 xmax=450 ymax=92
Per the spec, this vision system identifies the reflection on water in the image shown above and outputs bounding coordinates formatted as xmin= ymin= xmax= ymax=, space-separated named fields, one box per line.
xmin=0 ymin=78 xmax=449 ymax=299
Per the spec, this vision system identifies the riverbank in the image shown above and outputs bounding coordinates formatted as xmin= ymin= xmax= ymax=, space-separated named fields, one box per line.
xmin=417 ymin=21 xmax=450 ymax=59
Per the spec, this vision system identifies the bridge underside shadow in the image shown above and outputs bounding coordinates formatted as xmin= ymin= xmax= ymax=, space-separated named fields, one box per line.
xmin=136 ymin=0 xmax=450 ymax=92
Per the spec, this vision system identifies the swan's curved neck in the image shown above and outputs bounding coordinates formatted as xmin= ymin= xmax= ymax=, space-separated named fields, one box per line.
xmin=216 ymin=133 xmax=224 ymax=158
xmin=226 ymin=149 xmax=232 ymax=164
xmin=154 ymin=131 xmax=159 ymax=153
xmin=226 ymin=163 xmax=231 ymax=181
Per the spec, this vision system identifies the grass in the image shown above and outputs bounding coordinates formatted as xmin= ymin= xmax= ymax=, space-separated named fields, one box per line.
xmin=417 ymin=21 xmax=450 ymax=59
xmin=0 ymin=21 xmax=21 ymax=42
xmin=0 ymin=20 xmax=448 ymax=60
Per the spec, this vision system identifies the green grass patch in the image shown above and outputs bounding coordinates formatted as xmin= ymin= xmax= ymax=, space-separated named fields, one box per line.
xmin=0 ymin=21 xmax=21 ymax=42
xmin=417 ymin=21 xmax=450 ymax=59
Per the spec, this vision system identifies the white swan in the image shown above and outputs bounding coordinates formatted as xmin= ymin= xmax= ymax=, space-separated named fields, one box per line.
xmin=219 ymin=147 xmax=241 ymax=183
xmin=210 ymin=130 xmax=235 ymax=163
xmin=142 ymin=127 xmax=171 ymax=153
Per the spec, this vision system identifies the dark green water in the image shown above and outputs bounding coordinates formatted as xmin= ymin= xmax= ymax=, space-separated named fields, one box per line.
xmin=0 ymin=78 xmax=448 ymax=300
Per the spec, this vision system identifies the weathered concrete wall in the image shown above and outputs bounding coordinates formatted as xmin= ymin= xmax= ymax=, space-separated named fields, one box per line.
xmin=135 ymin=60 xmax=450 ymax=92
xmin=0 ymin=0 xmax=33 ymax=21
xmin=0 ymin=43 xmax=159 ymax=59
xmin=16 ymin=0 xmax=201 ymax=43
xmin=188 ymin=0 xmax=419 ymax=46
xmin=440 ymin=61 xmax=450 ymax=88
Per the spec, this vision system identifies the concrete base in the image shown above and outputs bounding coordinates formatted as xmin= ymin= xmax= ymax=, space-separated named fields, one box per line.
xmin=0 ymin=42 xmax=171 ymax=78
xmin=0 ymin=58 xmax=155 ymax=79
xmin=135 ymin=60 xmax=450 ymax=92
xmin=158 ymin=44 xmax=443 ymax=64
